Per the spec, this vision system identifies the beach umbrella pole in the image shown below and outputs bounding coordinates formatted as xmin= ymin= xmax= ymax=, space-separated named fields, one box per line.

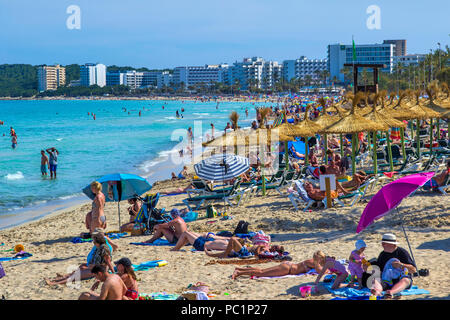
xmin=324 ymin=134 xmax=328 ymax=165
xmin=429 ymin=119 xmax=433 ymax=156
xmin=340 ymin=134 xmax=344 ymax=158
xmin=416 ymin=119 xmax=420 ymax=158
xmin=118 ymin=202 xmax=121 ymax=231
xmin=351 ymin=133 xmax=356 ymax=176
xmin=386 ymin=130 xmax=394 ymax=172
xmin=373 ymin=131 xmax=378 ymax=175
xmin=398 ymin=208 xmax=417 ymax=269
xmin=400 ymin=128 xmax=406 ymax=162
xmin=305 ymin=137 xmax=309 ymax=166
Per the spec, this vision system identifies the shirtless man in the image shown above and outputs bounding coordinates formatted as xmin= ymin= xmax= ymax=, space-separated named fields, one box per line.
xmin=40 ymin=150 xmax=49 ymax=176
xmin=143 ymin=209 xmax=187 ymax=244
xmin=78 ymin=264 xmax=127 ymax=300
xmin=303 ymin=181 xmax=338 ymax=201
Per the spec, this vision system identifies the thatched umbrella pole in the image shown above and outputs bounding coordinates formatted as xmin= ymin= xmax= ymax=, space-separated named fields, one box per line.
xmin=373 ymin=131 xmax=378 ymax=175
xmin=400 ymin=127 xmax=406 ymax=162
xmin=230 ymin=111 xmax=240 ymax=155
xmin=416 ymin=119 xmax=421 ymax=158
xmin=340 ymin=134 xmax=344 ymax=158
xmin=386 ymin=129 xmax=394 ymax=172
xmin=259 ymin=107 xmax=271 ymax=196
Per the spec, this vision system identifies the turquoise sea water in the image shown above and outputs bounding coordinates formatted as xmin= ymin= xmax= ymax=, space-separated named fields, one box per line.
xmin=0 ymin=99 xmax=267 ymax=229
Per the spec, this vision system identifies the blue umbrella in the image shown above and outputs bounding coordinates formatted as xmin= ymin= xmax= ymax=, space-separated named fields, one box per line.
xmin=194 ymin=154 xmax=249 ymax=181
xmin=82 ymin=173 xmax=152 ymax=229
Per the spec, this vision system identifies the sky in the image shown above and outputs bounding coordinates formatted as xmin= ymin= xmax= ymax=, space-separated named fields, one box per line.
xmin=0 ymin=0 xmax=448 ymax=69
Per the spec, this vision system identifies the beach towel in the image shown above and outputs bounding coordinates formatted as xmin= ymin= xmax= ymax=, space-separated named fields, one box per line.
xmin=71 ymin=232 xmax=127 ymax=243
xmin=0 ymin=251 xmax=32 ymax=262
xmin=138 ymin=292 xmax=180 ymax=300
xmin=251 ymin=269 xmax=318 ymax=280
xmin=130 ymin=239 xmax=175 ymax=246
xmin=132 ymin=260 xmax=168 ymax=271
xmin=323 ymin=283 xmax=429 ymax=300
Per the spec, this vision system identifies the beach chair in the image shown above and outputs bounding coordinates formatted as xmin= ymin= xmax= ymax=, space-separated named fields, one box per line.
xmin=182 ymin=180 xmax=241 ymax=211
xmin=287 ymin=180 xmax=324 ymax=211
xmin=438 ymin=175 xmax=450 ymax=195
xmin=186 ymin=180 xmax=214 ymax=198
xmin=134 ymin=193 xmax=171 ymax=233
xmin=275 ymin=170 xmax=297 ymax=195
xmin=334 ymin=177 xmax=377 ymax=208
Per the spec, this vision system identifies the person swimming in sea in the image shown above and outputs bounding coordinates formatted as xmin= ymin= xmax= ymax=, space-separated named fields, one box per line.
xmin=176 ymin=110 xmax=180 ymax=118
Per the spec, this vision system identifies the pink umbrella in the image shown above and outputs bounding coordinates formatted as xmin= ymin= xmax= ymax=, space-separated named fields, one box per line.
xmin=357 ymin=172 xmax=435 ymax=233
xmin=357 ymin=172 xmax=435 ymax=268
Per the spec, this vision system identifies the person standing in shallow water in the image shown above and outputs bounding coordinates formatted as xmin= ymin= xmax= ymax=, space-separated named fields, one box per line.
xmin=40 ymin=150 xmax=49 ymax=177
xmin=46 ymin=147 xmax=59 ymax=179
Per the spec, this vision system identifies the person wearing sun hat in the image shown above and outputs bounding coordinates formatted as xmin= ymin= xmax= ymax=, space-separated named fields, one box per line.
xmin=369 ymin=233 xmax=417 ymax=298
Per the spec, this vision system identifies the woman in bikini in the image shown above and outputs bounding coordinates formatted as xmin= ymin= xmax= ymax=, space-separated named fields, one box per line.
xmin=85 ymin=181 xmax=107 ymax=234
xmin=231 ymin=251 xmax=326 ymax=280
xmin=114 ymin=258 xmax=139 ymax=300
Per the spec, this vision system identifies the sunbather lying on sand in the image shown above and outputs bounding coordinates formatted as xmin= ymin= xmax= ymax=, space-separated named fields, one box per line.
xmin=204 ymin=236 xmax=284 ymax=259
xmin=231 ymin=251 xmax=326 ymax=279
xmin=170 ymin=231 xmax=231 ymax=252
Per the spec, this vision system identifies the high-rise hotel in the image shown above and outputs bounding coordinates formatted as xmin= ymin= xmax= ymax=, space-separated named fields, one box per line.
xmin=37 ymin=64 xmax=66 ymax=92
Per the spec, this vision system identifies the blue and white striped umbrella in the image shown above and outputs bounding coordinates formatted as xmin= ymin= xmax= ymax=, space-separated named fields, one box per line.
xmin=194 ymin=154 xmax=249 ymax=181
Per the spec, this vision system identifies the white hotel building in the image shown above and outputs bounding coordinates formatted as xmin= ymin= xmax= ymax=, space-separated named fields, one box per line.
xmin=227 ymin=57 xmax=282 ymax=90
xmin=172 ymin=64 xmax=229 ymax=88
xmin=282 ymin=56 xmax=328 ymax=82
xmin=80 ymin=63 xmax=106 ymax=87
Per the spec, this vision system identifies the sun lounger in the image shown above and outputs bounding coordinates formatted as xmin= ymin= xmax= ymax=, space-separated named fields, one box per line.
xmin=287 ymin=180 xmax=325 ymax=211
xmin=182 ymin=181 xmax=242 ymax=210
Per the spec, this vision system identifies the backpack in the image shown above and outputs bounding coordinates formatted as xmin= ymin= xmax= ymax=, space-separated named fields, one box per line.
xmin=206 ymin=205 xmax=218 ymax=218
xmin=233 ymin=220 xmax=250 ymax=235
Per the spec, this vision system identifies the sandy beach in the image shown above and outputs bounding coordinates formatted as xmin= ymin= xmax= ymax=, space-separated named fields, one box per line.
xmin=0 ymin=174 xmax=448 ymax=300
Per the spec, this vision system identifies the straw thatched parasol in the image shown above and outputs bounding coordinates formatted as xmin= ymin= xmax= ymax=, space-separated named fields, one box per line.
xmin=365 ymin=93 xmax=407 ymax=172
xmin=320 ymin=91 xmax=389 ymax=175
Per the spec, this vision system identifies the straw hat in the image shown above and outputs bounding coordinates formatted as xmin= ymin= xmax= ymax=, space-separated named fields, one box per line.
xmin=381 ymin=233 xmax=399 ymax=245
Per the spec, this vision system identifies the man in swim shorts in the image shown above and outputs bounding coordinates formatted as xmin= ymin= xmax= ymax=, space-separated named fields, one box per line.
xmin=170 ymin=231 xmax=230 ymax=252
xmin=46 ymin=147 xmax=59 ymax=179
xmin=144 ymin=209 xmax=187 ymax=244
xmin=40 ymin=150 xmax=49 ymax=176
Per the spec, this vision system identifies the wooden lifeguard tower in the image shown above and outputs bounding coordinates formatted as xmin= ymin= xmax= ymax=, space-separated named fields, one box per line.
xmin=344 ymin=63 xmax=387 ymax=94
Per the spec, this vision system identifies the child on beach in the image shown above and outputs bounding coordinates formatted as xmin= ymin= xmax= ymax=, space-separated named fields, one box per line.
xmin=348 ymin=240 xmax=367 ymax=289
xmin=314 ymin=254 xmax=349 ymax=290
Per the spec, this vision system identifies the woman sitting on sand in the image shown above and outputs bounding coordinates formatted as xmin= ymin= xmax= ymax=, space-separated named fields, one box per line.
xmin=119 ymin=198 xmax=142 ymax=232
xmin=45 ymin=233 xmax=114 ymax=286
xmin=85 ymin=181 xmax=107 ymax=234
xmin=231 ymin=251 xmax=326 ymax=279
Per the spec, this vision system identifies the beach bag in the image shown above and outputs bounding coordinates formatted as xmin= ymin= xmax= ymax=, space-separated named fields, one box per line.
xmin=182 ymin=211 xmax=198 ymax=223
xmin=206 ymin=205 xmax=218 ymax=218
xmin=0 ymin=262 xmax=5 ymax=279
xmin=233 ymin=220 xmax=250 ymax=235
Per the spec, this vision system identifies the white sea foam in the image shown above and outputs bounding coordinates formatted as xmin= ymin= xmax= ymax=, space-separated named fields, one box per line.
xmin=5 ymin=171 xmax=24 ymax=180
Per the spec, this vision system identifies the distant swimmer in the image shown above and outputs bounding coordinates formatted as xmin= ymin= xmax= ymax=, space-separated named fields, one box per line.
xmin=162 ymin=106 xmax=165 ymax=110
xmin=176 ymin=110 xmax=180 ymax=118
xmin=11 ymin=135 xmax=17 ymax=149
xmin=181 ymin=108 xmax=185 ymax=113
xmin=139 ymin=111 xmax=141 ymax=117
xmin=245 ymin=108 xmax=249 ymax=117
xmin=10 ymin=127 xmax=15 ymax=137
